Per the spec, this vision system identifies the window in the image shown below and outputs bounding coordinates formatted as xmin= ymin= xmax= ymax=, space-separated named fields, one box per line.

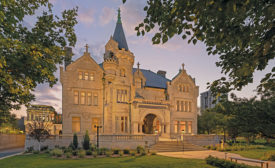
xmin=176 ymin=101 xmax=180 ymax=111
xmin=84 ymin=72 xmax=89 ymax=80
xmin=188 ymin=121 xmax=192 ymax=133
xmin=121 ymin=117 xmax=124 ymax=132
xmin=87 ymin=92 xmax=92 ymax=105
xmin=120 ymin=69 xmax=125 ymax=77
xmin=179 ymin=84 xmax=190 ymax=92
xmin=138 ymin=123 xmax=140 ymax=133
xmin=180 ymin=101 xmax=184 ymax=112
xmin=185 ymin=101 xmax=189 ymax=112
xmin=180 ymin=121 xmax=186 ymax=133
xmin=81 ymin=92 xmax=86 ymax=105
xmin=72 ymin=117 xmax=80 ymax=133
xmin=93 ymin=93 xmax=98 ymax=105
xmin=117 ymin=89 xmax=127 ymax=103
xmin=89 ymin=73 xmax=94 ymax=81
xmin=74 ymin=91 xmax=79 ymax=104
xmin=174 ymin=121 xmax=178 ymax=133
xmin=92 ymin=118 xmax=99 ymax=132
xmin=78 ymin=72 xmax=83 ymax=80
xmin=189 ymin=102 xmax=192 ymax=112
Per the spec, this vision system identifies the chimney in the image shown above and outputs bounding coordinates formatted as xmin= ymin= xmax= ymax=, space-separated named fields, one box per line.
xmin=64 ymin=47 xmax=72 ymax=70
xmin=157 ymin=70 xmax=166 ymax=78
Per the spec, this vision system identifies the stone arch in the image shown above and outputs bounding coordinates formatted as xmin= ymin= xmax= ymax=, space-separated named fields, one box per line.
xmin=141 ymin=113 xmax=164 ymax=134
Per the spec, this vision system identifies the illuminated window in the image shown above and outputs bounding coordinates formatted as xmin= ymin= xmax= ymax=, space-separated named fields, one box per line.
xmin=92 ymin=118 xmax=99 ymax=132
xmin=89 ymin=73 xmax=94 ymax=81
xmin=78 ymin=72 xmax=83 ymax=80
xmin=188 ymin=121 xmax=192 ymax=133
xmin=87 ymin=92 xmax=92 ymax=105
xmin=93 ymin=93 xmax=98 ymax=106
xmin=81 ymin=92 xmax=86 ymax=105
xmin=174 ymin=121 xmax=178 ymax=133
xmin=84 ymin=72 xmax=89 ymax=80
xmin=180 ymin=121 xmax=186 ymax=133
xmin=72 ymin=117 xmax=80 ymax=133
xmin=74 ymin=91 xmax=79 ymax=104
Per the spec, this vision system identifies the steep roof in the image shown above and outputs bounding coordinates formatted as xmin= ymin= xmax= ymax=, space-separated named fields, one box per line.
xmin=113 ymin=8 xmax=129 ymax=51
xmin=133 ymin=68 xmax=170 ymax=89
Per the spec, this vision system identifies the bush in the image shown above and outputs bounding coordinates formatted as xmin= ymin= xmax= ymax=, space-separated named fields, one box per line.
xmin=131 ymin=151 xmax=136 ymax=156
xmin=78 ymin=150 xmax=86 ymax=158
xmin=66 ymin=152 xmax=72 ymax=158
xmin=93 ymin=151 xmax=98 ymax=158
xmin=50 ymin=148 xmax=63 ymax=157
xmin=106 ymin=150 xmax=112 ymax=157
xmin=136 ymin=145 xmax=144 ymax=154
xmin=262 ymin=151 xmax=275 ymax=161
xmin=98 ymin=148 xmax=109 ymax=155
xmin=73 ymin=133 xmax=78 ymax=150
xmin=72 ymin=150 xmax=78 ymax=156
xmin=86 ymin=150 xmax=92 ymax=156
xmin=206 ymin=155 xmax=255 ymax=168
xmin=64 ymin=147 xmax=73 ymax=153
xmin=26 ymin=147 xmax=34 ymax=153
xmin=90 ymin=144 xmax=96 ymax=151
xmin=33 ymin=150 xmax=39 ymax=154
xmin=82 ymin=130 xmax=90 ymax=150
xmin=151 ymin=151 xmax=157 ymax=155
xmin=141 ymin=151 xmax=147 ymax=156
xmin=41 ymin=146 xmax=48 ymax=151
xmin=113 ymin=149 xmax=120 ymax=155
xmin=119 ymin=150 xmax=123 ymax=156
xmin=123 ymin=149 xmax=130 ymax=155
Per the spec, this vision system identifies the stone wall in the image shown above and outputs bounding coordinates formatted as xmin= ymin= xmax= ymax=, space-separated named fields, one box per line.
xmin=182 ymin=134 xmax=222 ymax=146
xmin=25 ymin=134 xmax=158 ymax=151
xmin=0 ymin=134 xmax=25 ymax=150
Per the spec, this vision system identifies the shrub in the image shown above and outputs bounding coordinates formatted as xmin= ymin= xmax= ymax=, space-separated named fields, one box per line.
xmin=113 ymin=148 xmax=120 ymax=155
xmin=136 ymin=145 xmax=145 ymax=154
xmin=41 ymin=146 xmax=48 ymax=151
xmin=130 ymin=151 xmax=136 ymax=156
xmin=141 ymin=151 xmax=147 ymax=156
xmin=78 ymin=150 xmax=86 ymax=158
xmin=86 ymin=150 xmax=92 ymax=156
xmin=119 ymin=150 xmax=123 ymax=157
xmin=106 ymin=150 xmax=112 ymax=157
xmin=50 ymin=148 xmax=63 ymax=157
xmin=64 ymin=147 xmax=73 ymax=153
xmin=33 ymin=150 xmax=39 ymax=154
xmin=82 ymin=130 xmax=90 ymax=150
xmin=93 ymin=151 xmax=98 ymax=158
xmin=206 ymin=155 xmax=255 ymax=168
xmin=73 ymin=133 xmax=78 ymax=150
xmin=72 ymin=150 xmax=78 ymax=156
xmin=262 ymin=151 xmax=275 ymax=161
xmin=90 ymin=144 xmax=96 ymax=151
xmin=123 ymin=149 xmax=130 ymax=155
xmin=98 ymin=148 xmax=109 ymax=155
xmin=66 ymin=152 xmax=72 ymax=158
xmin=26 ymin=147 xmax=34 ymax=153
xmin=151 ymin=151 xmax=157 ymax=155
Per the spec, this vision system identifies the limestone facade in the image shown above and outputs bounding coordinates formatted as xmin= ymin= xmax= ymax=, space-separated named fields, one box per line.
xmin=60 ymin=11 xmax=199 ymax=138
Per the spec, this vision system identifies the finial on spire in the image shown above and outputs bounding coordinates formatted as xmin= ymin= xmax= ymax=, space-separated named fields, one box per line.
xmin=137 ymin=62 xmax=140 ymax=70
xmin=117 ymin=8 xmax=121 ymax=24
xmin=85 ymin=44 xmax=89 ymax=53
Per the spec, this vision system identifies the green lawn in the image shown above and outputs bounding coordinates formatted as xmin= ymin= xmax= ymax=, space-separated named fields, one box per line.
xmin=0 ymin=154 xmax=215 ymax=168
xmin=229 ymin=146 xmax=275 ymax=160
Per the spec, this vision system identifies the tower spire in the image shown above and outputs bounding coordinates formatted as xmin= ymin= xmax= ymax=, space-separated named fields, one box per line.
xmin=117 ymin=8 xmax=121 ymax=24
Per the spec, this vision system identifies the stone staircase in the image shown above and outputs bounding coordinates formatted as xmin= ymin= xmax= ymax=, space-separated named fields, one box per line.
xmin=150 ymin=141 xmax=207 ymax=152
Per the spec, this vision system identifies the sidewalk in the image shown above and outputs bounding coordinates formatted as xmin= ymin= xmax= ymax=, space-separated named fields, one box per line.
xmin=157 ymin=150 xmax=274 ymax=168
xmin=0 ymin=148 xmax=24 ymax=160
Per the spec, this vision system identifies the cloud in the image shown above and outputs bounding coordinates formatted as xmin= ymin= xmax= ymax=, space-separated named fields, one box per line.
xmin=78 ymin=8 xmax=95 ymax=26
xmin=99 ymin=7 xmax=116 ymax=26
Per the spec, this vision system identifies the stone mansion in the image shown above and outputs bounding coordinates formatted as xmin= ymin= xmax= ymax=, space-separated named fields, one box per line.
xmin=60 ymin=9 xmax=199 ymax=138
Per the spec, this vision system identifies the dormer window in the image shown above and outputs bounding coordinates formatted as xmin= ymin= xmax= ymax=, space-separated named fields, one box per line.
xmin=89 ymin=73 xmax=94 ymax=81
xmin=78 ymin=71 xmax=95 ymax=81
xmin=179 ymin=84 xmax=189 ymax=92
xmin=84 ymin=72 xmax=89 ymax=80
xmin=78 ymin=72 xmax=83 ymax=80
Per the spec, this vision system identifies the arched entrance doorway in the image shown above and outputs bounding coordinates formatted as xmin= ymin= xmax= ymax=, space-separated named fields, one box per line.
xmin=142 ymin=114 xmax=161 ymax=134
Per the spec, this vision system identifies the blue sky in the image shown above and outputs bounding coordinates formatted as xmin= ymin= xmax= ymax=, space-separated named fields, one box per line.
xmin=12 ymin=0 xmax=275 ymax=117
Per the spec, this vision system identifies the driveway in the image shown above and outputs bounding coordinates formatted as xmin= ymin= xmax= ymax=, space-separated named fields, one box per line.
xmin=158 ymin=150 xmax=274 ymax=168
xmin=0 ymin=148 xmax=24 ymax=160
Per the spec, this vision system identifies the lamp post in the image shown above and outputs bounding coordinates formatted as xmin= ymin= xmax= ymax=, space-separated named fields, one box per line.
xmin=94 ymin=125 xmax=102 ymax=148
xmin=181 ymin=130 xmax=185 ymax=152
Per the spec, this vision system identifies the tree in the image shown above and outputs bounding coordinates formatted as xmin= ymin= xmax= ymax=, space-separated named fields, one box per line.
xmin=198 ymin=109 xmax=219 ymax=134
xmin=122 ymin=0 xmax=274 ymax=96
xmin=27 ymin=121 xmax=50 ymax=151
xmin=83 ymin=130 xmax=90 ymax=150
xmin=0 ymin=0 xmax=78 ymax=113
xmin=73 ymin=133 xmax=78 ymax=150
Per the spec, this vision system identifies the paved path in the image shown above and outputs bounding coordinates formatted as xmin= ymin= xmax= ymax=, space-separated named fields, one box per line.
xmin=0 ymin=148 xmax=24 ymax=160
xmin=158 ymin=150 xmax=274 ymax=168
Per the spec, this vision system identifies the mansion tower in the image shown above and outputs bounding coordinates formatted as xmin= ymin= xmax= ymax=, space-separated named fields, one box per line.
xmin=60 ymin=9 xmax=199 ymax=138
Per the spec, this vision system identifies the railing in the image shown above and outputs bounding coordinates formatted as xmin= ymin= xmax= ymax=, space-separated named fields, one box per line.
xmin=94 ymin=134 xmax=158 ymax=143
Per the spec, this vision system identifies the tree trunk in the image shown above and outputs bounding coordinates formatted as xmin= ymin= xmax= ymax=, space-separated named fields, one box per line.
xmin=38 ymin=141 xmax=41 ymax=151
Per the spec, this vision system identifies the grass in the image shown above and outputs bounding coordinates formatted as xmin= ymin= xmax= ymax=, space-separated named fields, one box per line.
xmin=0 ymin=154 xmax=215 ymax=168
xmin=229 ymin=146 xmax=275 ymax=160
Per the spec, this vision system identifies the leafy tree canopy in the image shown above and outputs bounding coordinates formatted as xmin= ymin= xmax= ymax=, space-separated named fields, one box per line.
xmin=122 ymin=0 xmax=274 ymax=97
xmin=0 ymin=0 xmax=78 ymax=112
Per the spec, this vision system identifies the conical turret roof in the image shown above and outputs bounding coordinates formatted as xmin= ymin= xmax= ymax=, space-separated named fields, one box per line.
xmin=113 ymin=8 xmax=129 ymax=51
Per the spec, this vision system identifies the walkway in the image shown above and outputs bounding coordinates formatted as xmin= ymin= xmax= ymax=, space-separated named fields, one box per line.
xmin=158 ymin=150 xmax=274 ymax=168
xmin=0 ymin=148 xmax=24 ymax=160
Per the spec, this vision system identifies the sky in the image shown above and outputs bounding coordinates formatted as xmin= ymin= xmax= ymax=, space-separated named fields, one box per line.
xmin=12 ymin=0 xmax=275 ymax=117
